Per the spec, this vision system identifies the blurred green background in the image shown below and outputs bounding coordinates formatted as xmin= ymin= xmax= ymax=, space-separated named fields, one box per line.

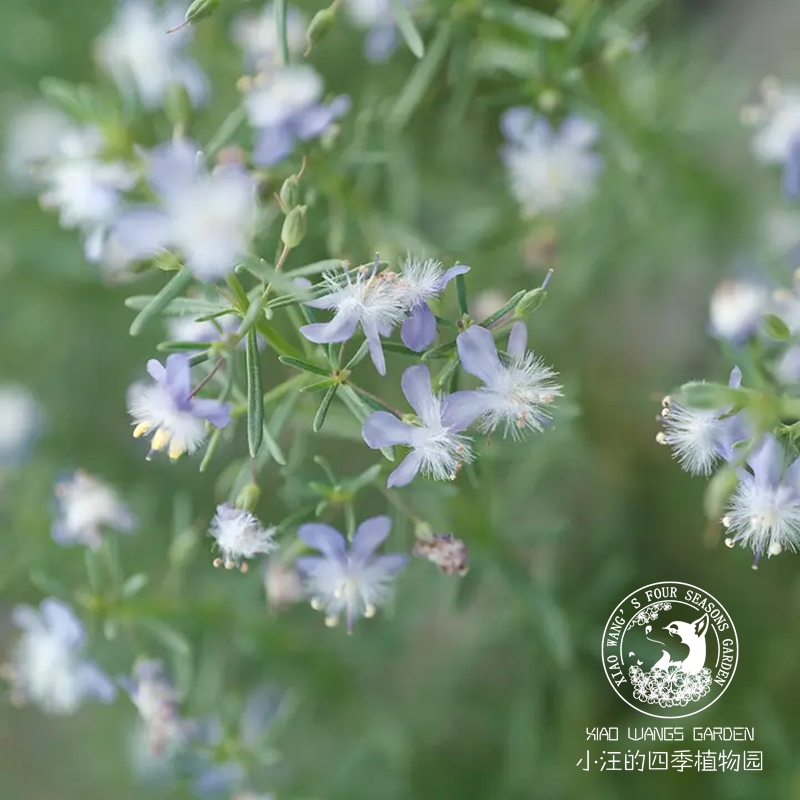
xmin=2 ymin=0 xmax=800 ymax=798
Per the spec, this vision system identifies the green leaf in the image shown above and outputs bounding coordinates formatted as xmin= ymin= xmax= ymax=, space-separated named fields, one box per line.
xmin=381 ymin=341 xmax=418 ymax=357
xmin=124 ymin=295 xmax=229 ymax=317
xmin=344 ymin=340 xmax=371 ymax=369
xmin=763 ymin=313 xmax=791 ymax=341
xmin=678 ymin=382 xmax=746 ymax=410
xmin=122 ymin=573 xmax=149 ymax=598
xmin=261 ymin=419 xmax=287 ymax=465
xmin=421 ymin=339 xmax=457 ymax=361
xmin=139 ymin=619 xmax=191 ymax=657
xmin=254 ymin=319 xmax=306 ymax=359
xmin=471 ymin=39 xmax=541 ymax=77
xmin=455 ymin=272 xmax=468 ymax=315
xmin=275 ymin=0 xmax=290 ymax=64
xmin=300 ymin=378 xmax=338 ymax=393
xmin=246 ymin=330 xmax=264 ymax=457
xmin=278 ymin=355 xmax=331 ymax=377
xmin=40 ymin=77 xmax=94 ymax=120
xmin=390 ymin=21 xmax=452 ymax=128
xmin=703 ymin=466 xmax=739 ymax=519
xmin=390 ymin=0 xmax=425 ymax=57
xmin=480 ymin=4 xmax=570 ymax=40
xmin=129 ymin=269 xmax=194 ymax=336
xmin=313 ymin=385 xmax=339 ymax=432
xmin=479 ymin=289 xmax=526 ymax=327
xmin=156 ymin=340 xmax=212 ymax=352
xmin=288 ymin=259 xmax=346 ymax=277
xmin=199 ymin=428 xmax=222 ymax=473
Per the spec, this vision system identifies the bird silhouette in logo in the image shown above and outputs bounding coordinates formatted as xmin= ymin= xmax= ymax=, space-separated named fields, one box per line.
xmin=651 ymin=613 xmax=709 ymax=674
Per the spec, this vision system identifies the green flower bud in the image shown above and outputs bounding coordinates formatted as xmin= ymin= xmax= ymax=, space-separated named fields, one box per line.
xmin=305 ymin=4 xmax=338 ymax=56
xmin=538 ymin=89 xmax=560 ymax=113
xmin=514 ymin=288 xmax=547 ymax=318
xmin=281 ymin=205 xmax=307 ymax=248
xmin=236 ymin=483 xmax=261 ymax=512
xmin=168 ymin=0 xmax=220 ymax=31
xmin=279 ymin=177 xmax=299 ymax=211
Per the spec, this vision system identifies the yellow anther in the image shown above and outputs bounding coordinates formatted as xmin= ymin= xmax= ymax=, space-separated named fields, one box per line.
xmin=310 ymin=598 xmax=324 ymax=611
xmin=151 ymin=429 xmax=171 ymax=452
xmin=168 ymin=441 xmax=185 ymax=461
xmin=324 ymin=615 xmax=339 ymax=627
xmin=364 ymin=604 xmax=376 ymax=618
xmin=132 ymin=422 xmax=151 ymax=438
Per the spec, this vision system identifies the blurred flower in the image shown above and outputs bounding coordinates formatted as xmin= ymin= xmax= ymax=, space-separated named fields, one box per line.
xmin=746 ymin=79 xmax=800 ymax=197
xmin=209 ymin=504 xmax=277 ymax=571
xmin=723 ymin=435 xmax=800 ymax=565
xmin=39 ymin=127 xmax=136 ymax=262
xmin=776 ymin=344 xmax=800 ymax=385
xmin=166 ymin=315 xmax=264 ymax=351
xmin=499 ymin=109 xmax=602 ymax=218
xmin=193 ymin=762 xmax=247 ymax=799
xmin=456 ymin=323 xmax=562 ymax=439
xmin=0 ymin=384 xmax=40 ymax=465
xmin=656 ymin=368 xmax=744 ymax=476
xmin=412 ymin=533 xmax=469 ymax=576
xmin=95 ymin=0 xmax=209 ymax=110
xmin=128 ymin=354 xmax=231 ymax=460
xmin=397 ymin=257 xmax=469 ymax=351
xmin=115 ymin=139 xmax=258 ymax=282
xmin=7 ymin=598 xmax=116 ymax=714
xmin=3 ymin=102 xmax=72 ymax=188
xmin=52 ymin=469 xmax=137 ymax=549
xmin=708 ymin=279 xmax=769 ymax=344
xmin=296 ymin=516 xmax=407 ymax=631
xmin=362 ymin=364 xmax=477 ymax=487
xmin=343 ymin=0 xmax=415 ymax=62
xmin=263 ymin=559 xmax=305 ymax=610
xmin=231 ymin=2 xmax=306 ymax=69
xmin=300 ymin=262 xmax=408 ymax=375
xmin=120 ymin=660 xmax=193 ymax=756
xmin=245 ymin=65 xmax=350 ymax=167
xmin=469 ymin=289 xmax=509 ymax=323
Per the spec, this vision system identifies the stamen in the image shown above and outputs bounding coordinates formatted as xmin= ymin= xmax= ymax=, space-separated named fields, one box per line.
xmin=151 ymin=429 xmax=171 ymax=452
xmin=168 ymin=441 xmax=184 ymax=461
xmin=655 ymin=432 xmax=667 ymax=445
xmin=724 ymin=537 xmax=735 ymax=548
xmin=324 ymin=615 xmax=339 ymax=627
xmin=310 ymin=598 xmax=324 ymax=611
xmin=239 ymin=561 xmax=249 ymax=573
xmin=364 ymin=603 xmax=376 ymax=618
xmin=133 ymin=422 xmax=151 ymax=438
xmin=213 ymin=558 xmax=223 ymax=568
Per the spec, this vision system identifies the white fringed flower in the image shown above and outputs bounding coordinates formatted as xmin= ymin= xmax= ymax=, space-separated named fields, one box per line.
xmin=724 ymin=435 xmax=800 ymax=566
xmin=52 ymin=470 xmax=136 ymax=549
xmin=209 ymin=504 xmax=277 ymax=571
xmin=0 ymin=384 xmax=40 ymax=465
xmin=708 ymin=279 xmax=768 ymax=344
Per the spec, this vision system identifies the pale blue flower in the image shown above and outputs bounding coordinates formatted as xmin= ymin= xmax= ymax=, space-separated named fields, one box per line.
xmin=300 ymin=262 xmax=409 ymax=375
xmin=52 ymin=470 xmax=136 ymax=549
xmin=0 ymin=384 xmax=40 ymax=466
xmin=245 ymin=65 xmax=350 ymax=167
xmin=96 ymin=0 xmax=209 ymax=110
xmin=724 ymin=434 xmax=800 ymax=564
xmin=344 ymin=0 xmax=416 ymax=62
xmin=658 ymin=367 xmax=745 ymax=475
xmin=362 ymin=364 xmax=479 ymax=487
xmin=10 ymin=598 xmax=116 ymax=714
xmin=121 ymin=660 xmax=194 ymax=756
xmin=231 ymin=2 xmax=307 ymax=69
xmin=209 ymin=504 xmax=277 ymax=570
xmin=500 ymin=108 xmax=602 ymax=217
xmin=39 ymin=127 xmax=136 ymax=262
xmin=127 ymin=354 xmax=231 ymax=460
xmin=397 ymin=257 xmax=469 ymax=351
xmin=708 ymin=278 xmax=769 ymax=344
xmin=455 ymin=322 xmax=562 ymax=438
xmin=296 ymin=516 xmax=407 ymax=630
xmin=115 ymin=139 xmax=258 ymax=281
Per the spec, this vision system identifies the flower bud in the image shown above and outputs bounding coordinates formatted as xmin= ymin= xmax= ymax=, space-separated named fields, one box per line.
xmin=412 ymin=533 xmax=469 ymax=576
xmin=514 ymin=287 xmax=547 ymax=318
xmin=538 ymin=89 xmax=560 ymax=113
xmin=281 ymin=205 xmax=307 ymax=249
xmin=236 ymin=483 xmax=261 ymax=512
xmin=164 ymin=83 xmax=191 ymax=128
xmin=305 ymin=4 xmax=338 ymax=56
xmin=184 ymin=0 xmax=221 ymax=25
xmin=279 ymin=177 xmax=299 ymax=211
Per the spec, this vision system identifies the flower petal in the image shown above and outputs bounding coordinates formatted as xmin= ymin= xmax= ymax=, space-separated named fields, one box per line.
xmin=400 ymin=364 xmax=436 ymax=419
xmin=147 ymin=139 xmax=199 ymax=196
xmin=748 ymin=435 xmax=783 ymax=488
xmin=252 ymin=124 xmax=295 ymax=167
xmin=297 ymin=523 xmax=347 ymax=560
xmin=507 ymin=321 xmax=528 ymax=360
xmin=164 ymin=354 xmax=192 ymax=400
xmin=300 ymin=310 xmax=359 ymax=343
xmin=387 ymin=451 xmax=423 ymax=487
xmin=401 ymin=304 xmax=437 ymax=351
xmin=362 ymin=411 xmax=414 ymax=448
xmin=500 ymin=107 xmax=538 ymax=142
xmin=369 ymin=553 xmax=408 ymax=575
xmin=441 ymin=390 xmax=483 ymax=432
xmin=364 ymin=322 xmax=387 ymax=375
xmin=295 ymin=555 xmax=326 ymax=577
xmin=146 ymin=358 xmax=167 ymax=382
xmin=352 ymin=516 xmax=392 ymax=560
xmin=190 ymin=398 xmax=231 ymax=429
xmin=114 ymin=207 xmax=173 ymax=260
xmin=40 ymin=598 xmax=85 ymax=648
xmin=728 ymin=366 xmax=743 ymax=389
xmin=438 ymin=264 xmax=470 ymax=290
xmin=11 ymin=604 xmax=40 ymax=632
xmin=456 ymin=326 xmax=502 ymax=383
xmin=559 ymin=114 xmax=600 ymax=148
